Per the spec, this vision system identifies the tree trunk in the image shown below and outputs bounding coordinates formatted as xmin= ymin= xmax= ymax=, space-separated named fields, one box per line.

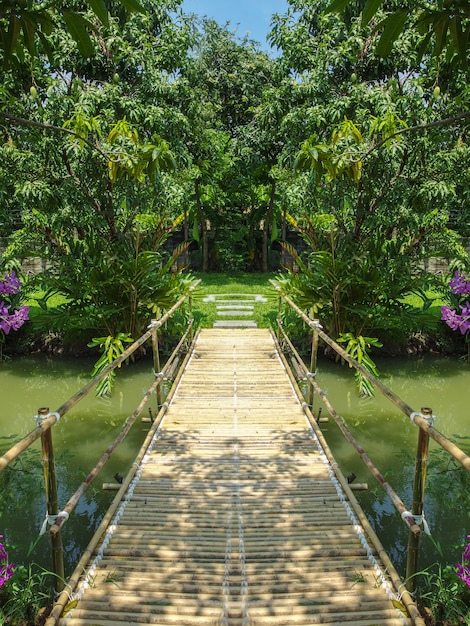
xmin=282 ymin=204 xmax=287 ymax=268
xmin=195 ymin=179 xmax=209 ymax=272
xmin=262 ymin=178 xmax=276 ymax=272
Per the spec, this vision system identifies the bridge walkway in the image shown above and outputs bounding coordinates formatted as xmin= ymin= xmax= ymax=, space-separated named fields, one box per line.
xmin=58 ymin=328 xmax=413 ymax=626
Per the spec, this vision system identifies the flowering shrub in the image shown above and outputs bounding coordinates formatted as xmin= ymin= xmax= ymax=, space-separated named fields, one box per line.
xmin=456 ymin=535 xmax=470 ymax=589
xmin=0 ymin=535 xmax=15 ymax=589
xmin=441 ymin=270 xmax=470 ymax=335
xmin=0 ymin=270 xmax=29 ymax=336
xmin=418 ymin=536 xmax=470 ymax=624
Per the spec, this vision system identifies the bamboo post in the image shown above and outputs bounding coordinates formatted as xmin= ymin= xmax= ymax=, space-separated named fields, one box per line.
xmin=37 ymin=407 xmax=65 ymax=593
xmin=151 ymin=320 xmax=163 ymax=407
xmin=308 ymin=319 xmax=319 ymax=408
xmin=406 ymin=406 xmax=433 ymax=593
xmin=188 ymin=293 xmax=194 ymax=343
xmin=276 ymin=295 xmax=282 ymax=342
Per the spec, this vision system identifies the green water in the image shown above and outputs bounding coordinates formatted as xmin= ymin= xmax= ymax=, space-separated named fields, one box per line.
xmin=0 ymin=355 xmax=155 ymax=576
xmin=314 ymin=354 xmax=470 ymax=576
xmin=0 ymin=352 xmax=469 ymax=580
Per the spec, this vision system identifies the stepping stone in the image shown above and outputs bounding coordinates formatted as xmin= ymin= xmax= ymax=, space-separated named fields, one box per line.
xmin=202 ymin=293 xmax=268 ymax=303
xmin=213 ymin=320 xmax=258 ymax=328
xmin=202 ymin=292 xmax=266 ymax=329
xmin=217 ymin=310 xmax=254 ymax=317
xmin=216 ymin=304 xmax=254 ymax=310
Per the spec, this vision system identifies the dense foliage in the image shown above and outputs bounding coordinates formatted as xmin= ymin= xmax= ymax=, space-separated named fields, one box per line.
xmin=0 ymin=0 xmax=468 ymax=361
xmin=0 ymin=2 xmax=469 ymax=623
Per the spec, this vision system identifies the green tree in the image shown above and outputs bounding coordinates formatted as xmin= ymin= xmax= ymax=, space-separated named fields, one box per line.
xmin=326 ymin=0 xmax=470 ymax=64
xmin=177 ymin=18 xmax=281 ymax=271
xmin=269 ymin=0 xmax=469 ymax=351
xmin=0 ymin=0 xmax=145 ymax=62
xmin=1 ymin=0 xmax=195 ymax=344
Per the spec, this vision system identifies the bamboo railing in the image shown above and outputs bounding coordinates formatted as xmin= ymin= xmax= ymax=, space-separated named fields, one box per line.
xmin=0 ymin=280 xmax=200 ymax=592
xmin=270 ymin=280 xmax=470 ymax=593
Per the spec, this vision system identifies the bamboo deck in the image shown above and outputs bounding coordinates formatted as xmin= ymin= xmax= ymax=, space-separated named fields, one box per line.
xmin=57 ymin=328 xmax=414 ymax=626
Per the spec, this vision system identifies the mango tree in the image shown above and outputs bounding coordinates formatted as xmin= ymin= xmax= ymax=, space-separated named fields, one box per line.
xmin=269 ymin=0 xmax=470 ymax=390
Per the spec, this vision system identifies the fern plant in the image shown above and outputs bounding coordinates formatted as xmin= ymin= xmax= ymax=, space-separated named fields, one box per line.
xmin=337 ymin=333 xmax=382 ymax=397
xmin=88 ymin=333 xmax=134 ymax=397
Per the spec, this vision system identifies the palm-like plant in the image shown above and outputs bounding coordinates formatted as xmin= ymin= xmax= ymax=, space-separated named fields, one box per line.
xmin=274 ymin=216 xmax=438 ymax=395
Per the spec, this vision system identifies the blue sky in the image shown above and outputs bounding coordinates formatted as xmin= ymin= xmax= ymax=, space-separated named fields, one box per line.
xmin=181 ymin=0 xmax=289 ymax=50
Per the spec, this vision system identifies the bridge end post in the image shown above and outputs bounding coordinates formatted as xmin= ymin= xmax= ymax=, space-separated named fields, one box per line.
xmin=38 ymin=407 xmax=65 ymax=594
xmin=405 ymin=406 xmax=433 ymax=594
xmin=151 ymin=320 xmax=163 ymax=407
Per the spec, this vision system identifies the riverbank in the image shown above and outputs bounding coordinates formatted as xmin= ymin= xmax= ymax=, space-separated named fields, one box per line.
xmin=3 ymin=271 xmax=461 ymax=361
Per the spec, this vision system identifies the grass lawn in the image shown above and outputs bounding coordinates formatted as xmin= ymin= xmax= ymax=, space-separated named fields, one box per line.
xmin=25 ymin=291 xmax=69 ymax=320
xmin=191 ymin=272 xmax=280 ymax=328
xmin=402 ymin=290 xmax=448 ymax=326
xmin=24 ymin=274 xmax=447 ymax=334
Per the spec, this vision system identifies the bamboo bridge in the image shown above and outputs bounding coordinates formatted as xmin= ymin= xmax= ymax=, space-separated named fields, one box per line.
xmin=47 ymin=328 xmax=422 ymax=626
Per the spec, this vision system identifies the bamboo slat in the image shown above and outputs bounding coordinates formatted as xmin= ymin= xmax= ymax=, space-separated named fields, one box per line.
xmin=52 ymin=328 xmax=420 ymax=626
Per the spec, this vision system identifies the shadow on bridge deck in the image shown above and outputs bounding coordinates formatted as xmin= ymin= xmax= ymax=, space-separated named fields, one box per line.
xmin=51 ymin=328 xmax=416 ymax=626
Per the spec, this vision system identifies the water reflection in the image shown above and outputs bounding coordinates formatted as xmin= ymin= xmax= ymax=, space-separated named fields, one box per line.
xmin=0 ymin=352 xmax=469 ymax=580
xmin=0 ymin=355 xmax=154 ymax=576
xmin=314 ymin=354 xmax=470 ymax=575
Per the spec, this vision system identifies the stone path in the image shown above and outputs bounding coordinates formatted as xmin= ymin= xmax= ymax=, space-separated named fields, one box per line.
xmin=202 ymin=293 xmax=268 ymax=328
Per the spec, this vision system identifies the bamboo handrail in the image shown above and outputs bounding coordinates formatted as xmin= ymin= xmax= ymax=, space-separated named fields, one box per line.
xmin=0 ymin=413 xmax=58 ymax=471
xmin=0 ymin=281 xmax=200 ymax=473
xmin=270 ymin=280 xmax=470 ymax=474
xmin=48 ymin=376 xmax=162 ymax=536
xmin=48 ymin=319 xmax=195 ymax=536
xmin=271 ymin=330 xmax=426 ymax=626
xmin=45 ymin=328 xmax=201 ymax=626
xmin=276 ymin=320 xmax=420 ymax=534
xmin=311 ymin=378 xmax=421 ymax=534
xmin=1 ymin=281 xmax=200 ymax=604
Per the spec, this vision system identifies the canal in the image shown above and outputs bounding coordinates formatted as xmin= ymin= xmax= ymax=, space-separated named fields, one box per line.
xmin=0 ymin=350 xmax=469 ymax=580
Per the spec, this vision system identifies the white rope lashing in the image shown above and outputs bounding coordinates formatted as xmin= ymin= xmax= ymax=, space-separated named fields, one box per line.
xmin=34 ymin=411 xmax=61 ymax=426
xmin=402 ymin=510 xmax=431 ymax=536
xmin=39 ymin=511 xmax=69 ymax=536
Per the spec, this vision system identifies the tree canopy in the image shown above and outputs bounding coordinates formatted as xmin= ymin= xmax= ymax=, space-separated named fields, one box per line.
xmin=0 ymin=0 xmax=469 ymax=363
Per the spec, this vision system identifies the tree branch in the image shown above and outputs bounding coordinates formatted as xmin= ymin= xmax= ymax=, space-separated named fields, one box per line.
xmin=353 ymin=149 xmax=408 ymax=239
xmin=362 ymin=112 xmax=470 ymax=161
xmin=0 ymin=111 xmax=110 ymax=161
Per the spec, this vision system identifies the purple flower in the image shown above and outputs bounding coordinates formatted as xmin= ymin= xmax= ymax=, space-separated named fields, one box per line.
xmin=0 ymin=562 xmax=15 ymax=588
xmin=441 ymin=305 xmax=461 ymax=331
xmin=456 ymin=563 xmax=470 ymax=588
xmin=449 ymin=271 xmax=470 ymax=296
xmin=0 ymin=271 xmax=21 ymax=297
xmin=0 ymin=539 xmax=7 ymax=562
xmin=455 ymin=537 xmax=470 ymax=589
xmin=463 ymin=537 xmax=470 ymax=562
xmin=0 ymin=303 xmax=29 ymax=334
xmin=0 ymin=536 xmax=15 ymax=589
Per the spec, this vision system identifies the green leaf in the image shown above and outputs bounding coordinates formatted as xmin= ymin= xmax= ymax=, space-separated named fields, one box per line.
xmin=86 ymin=0 xmax=109 ymax=27
xmin=449 ymin=15 xmax=466 ymax=63
xmin=361 ymin=0 xmax=384 ymax=28
xmin=21 ymin=18 xmax=37 ymax=55
xmin=432 ymin=15 xmax=449 ymax=56
xmin=62 ymin=10 xmax=94 ymax=57
xmin=119 ymin=0 xmax=146 ymax=13
xmin=5 ymin=15 xmax=21 ymax=58
xmin=37 ymin=29 xmax=54 ymax=63
xmin=376 ymin=10 xmax=408 ymax=57
xmin=416 ymin=30 xmax=433 ymax=64
xmin=325 ymin=0 xmax=351 ymax=14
